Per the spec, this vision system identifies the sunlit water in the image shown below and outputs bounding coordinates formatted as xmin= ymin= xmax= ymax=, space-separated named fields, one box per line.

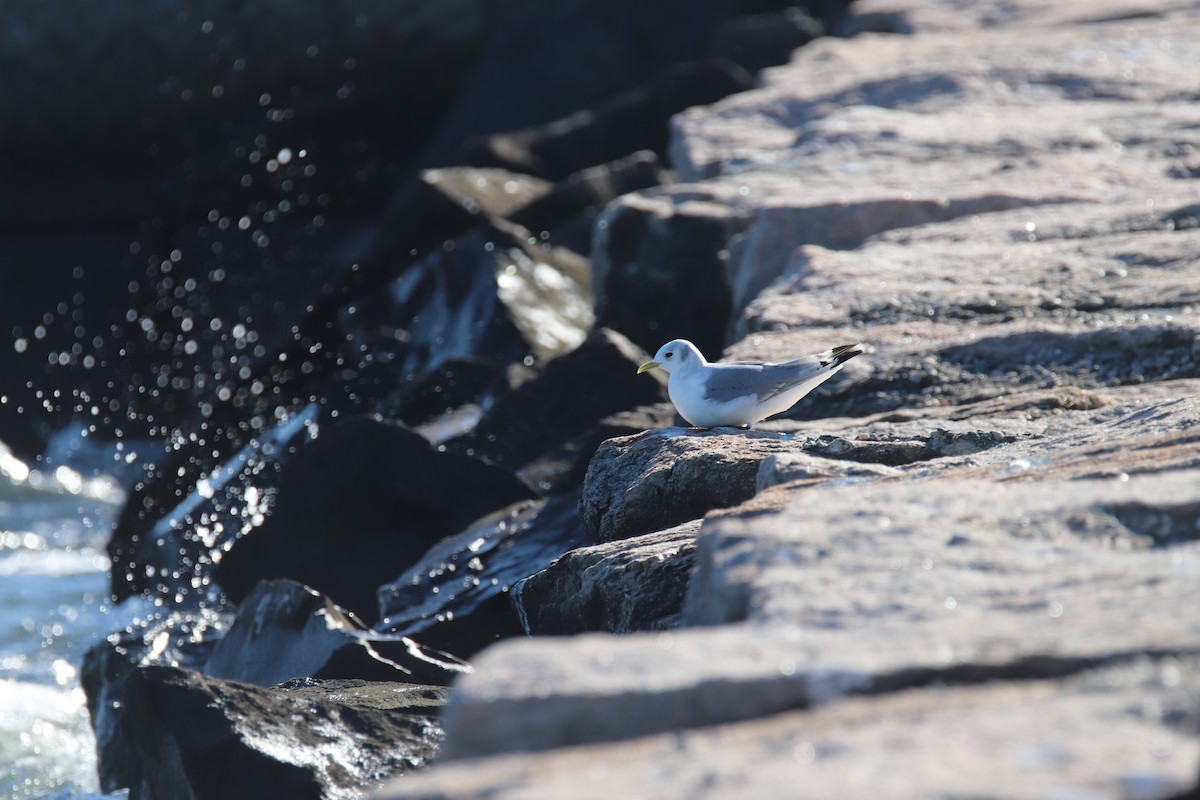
xmin=0 ymin=441 xmax=132 ymax=800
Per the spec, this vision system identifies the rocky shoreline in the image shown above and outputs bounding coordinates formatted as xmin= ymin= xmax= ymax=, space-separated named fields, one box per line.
xmin=66 ymin=0 xmax=1200 ymax=797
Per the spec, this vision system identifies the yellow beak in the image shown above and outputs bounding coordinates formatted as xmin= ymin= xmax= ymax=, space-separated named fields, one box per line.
xmin=636 ymin=361 xmax=660 ymax=374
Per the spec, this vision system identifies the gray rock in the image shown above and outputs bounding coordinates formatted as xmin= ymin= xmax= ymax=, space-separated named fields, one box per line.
xmin=843 ymin=0 xmax=1200 ymax=34
xmin=122 ymin=666 xmax=444 ymax=800
xmin=82 ymin=607 xmax=230 ymax=793
xmin=373 ymin=656 xmax=1200 ymax=799
xmin=579 ymin=428 xmax=802 ymax=543
xmin=463 ymin=61 xmax=754 ymax=181
xmin=204 ymin=580 xmax=469 ymax=687
xmin=212 ymin=416 xmax=536 ymax=623
xmin=444 ymin=328 xmax=667 ymax=490
xmin=375 ymin=490 xmax=587 ymax=657
xmin=512 ymin=520 xmax=700 ymax=635
xmin=427 ymin=470 xmax=1200 ymax=761
xmin=591 ymin=185 xmax=754 ymax=357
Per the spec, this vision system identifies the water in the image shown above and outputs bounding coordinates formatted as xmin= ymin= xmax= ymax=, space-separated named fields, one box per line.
xmin=0 ymin=442 xmax=131 ymax=800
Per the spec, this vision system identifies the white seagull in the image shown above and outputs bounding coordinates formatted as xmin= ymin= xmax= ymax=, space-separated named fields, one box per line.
xmin=637 ymin=339 xmax=863 ymax=428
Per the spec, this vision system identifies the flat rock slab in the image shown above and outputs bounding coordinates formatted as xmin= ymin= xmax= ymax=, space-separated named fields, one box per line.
xmin=374 ymin=656 xmax=1200 ymax=799
xmin=580 ymin=428 xmax=806 ymax=542
xmin=425 ymin=469 xmax=1200 ymax=761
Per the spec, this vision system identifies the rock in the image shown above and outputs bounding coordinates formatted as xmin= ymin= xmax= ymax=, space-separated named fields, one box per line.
xmin=423 ymin=469 xmax=1200 ymax=762
xmin=842 ymin=0 xmax=1197 ymax=34
xmin=755 ymin=451 xmax=901 ymax=491
xmin=122 ymin=665 xmax=444 ymax=800
xmin=579 ymin=428 xmax=803 ymax=543
xmin=375 ymin=490 xmax=586 ymax=658
xmin=591 ymin=185 xmax=753 ymax=357
xmin=425 ymin=0 xmax=738 ymax=165
xmin=515 ymin=403 xmax=678 ymax=495
xmin=507 ymin=151 xmax=668 ymax=256
xmin=708 ymin=7 xmax=824 ymax=75
xmin=204 ymin=580 xmax=470 ymax=687
xmin=345 ymin=218 xmax=594 ymax=387
xmin=512 ymin=520 xmax=700 ymax=635
xmin=463 ymin=61 xmax=754 ymax=181
xmin=444 ymin=328 xmax=667 ymax=487
xmin=82 ymin=606 xmax=230 ymax=793
xmin=213 ymin=416 xmax=536 ymax=622
xmin=373 ymin=656 xmax=1200 ymax=799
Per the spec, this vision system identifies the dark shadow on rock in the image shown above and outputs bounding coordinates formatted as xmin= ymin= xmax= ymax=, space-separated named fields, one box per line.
xmin=205 ymin=579 xmax=470 ymax=687
xmin=214 ymin=416 xmax=535 ymax=622
xmin=376 ymin=489 xmax=587 ymax=658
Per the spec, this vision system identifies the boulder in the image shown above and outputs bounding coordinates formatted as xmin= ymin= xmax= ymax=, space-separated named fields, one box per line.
xmin=512 ymin=520 xmax=700 ymax=635
xmin=344 ymin=218 xmax=594 ymax=387
xmin=214 ymin=416 xmax=536 ymax=622
xmin=444 ymin=328 xmax=667 ymax=487
xmin=591 ymin=186 xmax=753 ymax=357
xmin=426 ymin=0 xmax=739 ymax=165
xmin=373 ymin=657 xmax=1200 ymax=799
xmin=426 ymin=470 xmax=1200 ymax=762
xmin=122 ymin=666 xmax=445 ymax=800
xmin=82 ymin=606 xmax=230 ymax=793
xmin=463 ymin=61 xmax=754 ymax=181
xmin=707 ymin=7 xmax=824 ymax=75
xmin=204 ymin=580 xmax=470 ymax=687
xmin=579 ymin=428 xmax=802 ymax=543
xmin=375 ymin=490 xmax=586 ymax=657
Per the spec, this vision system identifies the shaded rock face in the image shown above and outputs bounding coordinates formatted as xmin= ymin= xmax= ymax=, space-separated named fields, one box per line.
xmin=463 ymin=61 xmax=754 ymax=181
xmin=376 ymin=490 xmax=587 ymax=657
xmin=579 ymin=429 xmax=800 ymax=543
xmin=204 ymin=580 xmax=470 ymax=687
xmin=122 ymin=666 xmax=445 ymax=800
xmin=213 ymin=416 xmax=535 ymax=622
xmin=513 ymin=520 xmax=700 ymax=635
xmin=445 ymin=328 xmax=667 ymax=490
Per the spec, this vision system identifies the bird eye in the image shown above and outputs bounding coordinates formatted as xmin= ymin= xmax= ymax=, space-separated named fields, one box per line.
xmin=665 ymin=351 xmax=673 ymax=358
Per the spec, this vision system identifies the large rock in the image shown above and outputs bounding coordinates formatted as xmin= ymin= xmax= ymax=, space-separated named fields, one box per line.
xmin=512 ymin=520 xmax=700 ymax=635
xmin=214 ymin=416 xmax=536 ymax=621
xmin=345 ymin=218 xmax=594 ymax=387
xmin=374 ymin=657 xmax=1200 ymax=799
xmin=204 ymin=580 xmax=470 ymax=687
xmin=375 ymin=490 xmax=586 ymax=657
xmin=463 ymin=61 xmax=754 ymax=181
xmin=425 ymin=0 xmax=739 ymax=165
xmin=122 ymin=666 xmax=445 ymax=800
xmin=579 ymin=428 xmax=805 ymax=543
xmin=82 ymin=607 xmax=230 ymax=793
xmin=427 ymin=469 xmax=1200 ymax=761
xmin=445 ymin=328 xmax=667 ymax=488
xmin=590 ymin=186 xmax=753 ymax=357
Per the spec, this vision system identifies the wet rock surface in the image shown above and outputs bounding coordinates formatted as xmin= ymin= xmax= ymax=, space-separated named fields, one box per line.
xmin=122 ymin=666 xmax=445 ymax=800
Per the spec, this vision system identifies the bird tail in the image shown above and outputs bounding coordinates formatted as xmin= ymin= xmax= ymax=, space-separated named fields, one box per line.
xmin=819 ymin=343 xmax=865 ymax=369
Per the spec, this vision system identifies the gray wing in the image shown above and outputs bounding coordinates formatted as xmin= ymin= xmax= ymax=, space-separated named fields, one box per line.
xmin=702 ymin=345 xmax=862 ymax=404
xmin=702 ymin=359 xmax=827 ymax=403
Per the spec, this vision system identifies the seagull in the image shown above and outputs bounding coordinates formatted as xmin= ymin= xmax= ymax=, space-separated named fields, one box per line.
xmin=637 ymin=339 xmax=863 ymax=428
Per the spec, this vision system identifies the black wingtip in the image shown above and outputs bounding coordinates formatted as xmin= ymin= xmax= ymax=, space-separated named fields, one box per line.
xmin=822 ymin=343 xmax=865 ymax=368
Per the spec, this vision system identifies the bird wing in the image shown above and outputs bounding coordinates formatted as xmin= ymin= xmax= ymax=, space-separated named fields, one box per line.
xmin=702 ymin=345 xmax=862 ymax=404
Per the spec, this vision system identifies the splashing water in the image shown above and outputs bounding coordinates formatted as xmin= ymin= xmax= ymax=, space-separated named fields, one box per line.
xmin=0 ymin=441 xmax=134 ymax=800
